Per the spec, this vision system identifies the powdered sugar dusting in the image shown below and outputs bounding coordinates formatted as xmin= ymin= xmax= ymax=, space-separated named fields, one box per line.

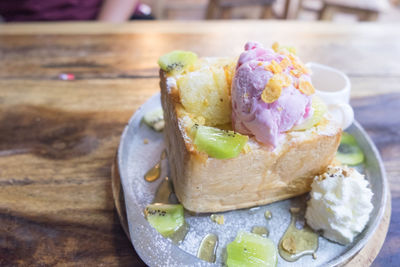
xmin=166 ymin=77 xmax=177 ymax=93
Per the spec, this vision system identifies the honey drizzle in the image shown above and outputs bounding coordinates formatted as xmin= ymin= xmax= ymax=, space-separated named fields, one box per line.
xmin=144 ymin=162 xmax=161 ymax=182
xmin=278 ymin=208 xmax=319 ymax=262
xmin=251 ymin=226 xmax=269 ymax=237
xmin=153 ymin=177 xmax=174 ymax=204
xmin=144 ymin=149 xmax=166 ymax=182
xmin=197 ymin=234 xmax=218 ymax=263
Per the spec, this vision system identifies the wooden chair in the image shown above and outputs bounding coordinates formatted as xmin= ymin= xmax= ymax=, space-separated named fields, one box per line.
xmin=284 ymin=0 xmax=388 ymax=21
xmin=283 ymin=0 xmax=323 ymax=19
xmin=206 ymin=0 xmax=276 ymax=19
xmin=319 ymin=0 xmax=388 ymax=21
xmin=151 ymin=0 xmax=208 ymax=20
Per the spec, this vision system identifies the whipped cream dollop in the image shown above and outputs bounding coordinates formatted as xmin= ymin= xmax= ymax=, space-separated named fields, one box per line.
xmin=231 ymin=41 xmax=313 ymax=148
xmin=305 ymin=166 xmax=373 ymax=245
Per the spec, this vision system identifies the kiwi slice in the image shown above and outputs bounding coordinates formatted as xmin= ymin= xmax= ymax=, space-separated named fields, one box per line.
xmin=144 ymin=204 xmax=184 ymax=237
xmin=192 ymin=125 xmax=248 ymax=159
xmin=143 ymin=108 xmax=164 ymax=131
xmin=281 ymin=45 xmax=297 ymax=55
xmin=336 ymin=132 xmax=364 ymax=165
xmin=291 ymin=96 xmax=327 ymax=131
xmin=158 ymin=50 xmax=198 ymax=75
xmin=226 ymin=231 xmax=277 ymax=267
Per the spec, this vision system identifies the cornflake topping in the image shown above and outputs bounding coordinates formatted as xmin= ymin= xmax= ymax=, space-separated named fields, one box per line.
xmin=289 ymin=54 xmax=310 ymax=75
xmin=272 ymin=42 xmax=280 ymax=52
xmin=290 ymin=69 xmax=302 ymax=78
xmin=316 ymin=166 xmax=351 ymax=181
xmin=298 ymin=79 xmax=315 ymax=95
xmin=263 ymin=42 xmax=315 ymax=102
xmin=266 ymin=60 xmax=282 ymax=74
xmin=261 ymin=73 xmax=291 ymax=103
xmin=279 ymin=58 xmax=291 ymax=70
xmin=261 ymin=84 xmax=281 ymax=103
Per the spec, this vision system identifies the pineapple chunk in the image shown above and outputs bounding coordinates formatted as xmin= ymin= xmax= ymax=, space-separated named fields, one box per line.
xmin=177 ymin=62 xmax=233 ymax=126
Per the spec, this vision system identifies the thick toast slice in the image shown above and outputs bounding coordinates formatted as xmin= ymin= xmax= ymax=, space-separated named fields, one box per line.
xmin=160 ymin=70 xmax=341 ymax=213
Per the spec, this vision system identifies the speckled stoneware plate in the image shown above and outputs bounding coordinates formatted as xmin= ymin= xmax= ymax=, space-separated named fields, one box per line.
xmin=116 ymin=93 xmax=387 ymax=267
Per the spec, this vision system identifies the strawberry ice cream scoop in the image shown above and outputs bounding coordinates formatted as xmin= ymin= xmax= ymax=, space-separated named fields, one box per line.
xmin=231 ymin=42 xmax=314 ymax=148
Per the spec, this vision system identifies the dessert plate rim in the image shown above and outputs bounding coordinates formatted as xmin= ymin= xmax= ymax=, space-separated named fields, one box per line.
xmin=116 ymin=93 xmax=388 ymax=267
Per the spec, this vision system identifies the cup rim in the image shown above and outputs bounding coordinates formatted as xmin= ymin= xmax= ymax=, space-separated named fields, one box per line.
xmin=305 ymin=62 xmax=350 ymax=94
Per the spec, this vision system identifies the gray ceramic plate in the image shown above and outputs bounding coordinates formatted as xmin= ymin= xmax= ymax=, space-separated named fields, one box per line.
xmin=117 ymin=93 xmax=387 ymax=267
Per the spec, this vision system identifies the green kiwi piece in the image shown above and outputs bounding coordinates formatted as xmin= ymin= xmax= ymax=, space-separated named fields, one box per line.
xmin=336 ymin=132 xmax=364 ymax=165
xmin=291 ymin=96 xmax=327 ymax=131
xmin=144 ymin=204 xmax=184 ymax=237
xmin=226 ymin=231 xmax=277 ymax=267
xmin=158 ymin=50 xmax=198 ymax=75
xmin=143 ymin=108 xmax=164 ymax=131
xmin=281 ymin=45 xmax=297 ymax=55
xmin=192 ymin=125 xmax=248 ymax=159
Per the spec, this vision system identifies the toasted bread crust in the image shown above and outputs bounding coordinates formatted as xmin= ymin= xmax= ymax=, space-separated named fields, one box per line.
xmin=161 ymin=70 xmax=341 ymax=213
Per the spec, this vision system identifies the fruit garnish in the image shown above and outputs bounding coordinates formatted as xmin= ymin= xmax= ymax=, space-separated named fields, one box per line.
xmin=297 ymin=79 xmax=315 ymax=95
xmin=144 ymin=204 xmax=185 ymax=237
xmin=336 ymin=132 xmax=364 ymax=165
xmin=177 ymin=66 xmax=231 ymax=126
xmin=226 ymin=231 xmax=277 ymax=267
xmin=158 ymin=50 xmax=198 ymax=75
xmin=189 ymin=123 xmax=199 ymax=139
xmin=282 ymin=46 xmax=297 ymax=55
xmin=143 ymin=108 xmax=164 ymax=131
xmin=291 ymin=96 xmax=327 ymax=131
xmin=192 ymin=125 xmax=248 ymax=159
xmin=271 ymin=42 xmax=296 ymax=55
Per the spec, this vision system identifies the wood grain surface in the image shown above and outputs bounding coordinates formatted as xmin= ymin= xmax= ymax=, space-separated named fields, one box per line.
xmin=0 ymin=21 xmax=399 ymax=266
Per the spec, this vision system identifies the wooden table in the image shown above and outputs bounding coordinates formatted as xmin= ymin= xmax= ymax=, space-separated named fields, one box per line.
xmin=0 ymin=21 xmax=398 ymax=266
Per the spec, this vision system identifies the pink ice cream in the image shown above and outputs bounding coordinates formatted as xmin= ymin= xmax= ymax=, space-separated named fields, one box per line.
xmin=232 ymin=42 xmax=313 ymax=148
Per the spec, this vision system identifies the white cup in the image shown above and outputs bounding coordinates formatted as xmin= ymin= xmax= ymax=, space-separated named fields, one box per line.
xmin=306 ymin=62 xmax=354 ymax=130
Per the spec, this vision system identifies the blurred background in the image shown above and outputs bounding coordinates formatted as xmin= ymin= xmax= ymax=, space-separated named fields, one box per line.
xmin=0 ymin=0 xmax=399 ymax=23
